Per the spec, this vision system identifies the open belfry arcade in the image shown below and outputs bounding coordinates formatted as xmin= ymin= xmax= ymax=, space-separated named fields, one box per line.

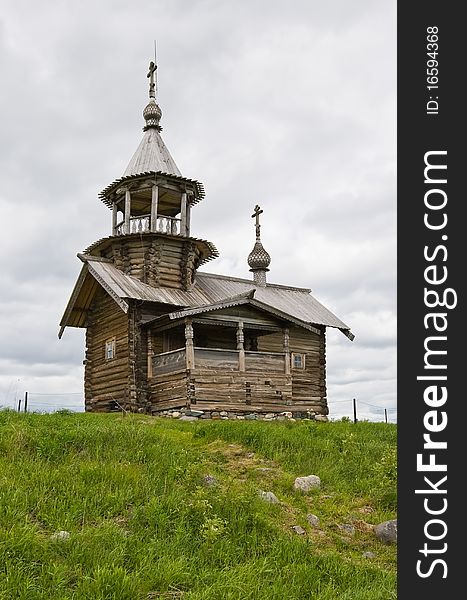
xmin=59 ymin=61 xmax=354 ymax=420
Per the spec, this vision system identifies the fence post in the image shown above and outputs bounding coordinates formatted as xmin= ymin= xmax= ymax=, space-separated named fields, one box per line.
xmin=352 ymin=398 xmax=357 ymax=423
xmin=384 ymin=408 xmax=388 ymax=423
xmin=18 ymin=397 xmax=21 ymax=412
xmin=24 ymin=391 xmax=28 ymax=413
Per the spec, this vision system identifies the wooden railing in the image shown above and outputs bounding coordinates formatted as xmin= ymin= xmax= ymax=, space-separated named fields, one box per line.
xmin=115 ymin=215 xmax=182 ymax=236
xmin=151 ymin=347 xmax=289 ymax=376
xmin=194 ymin=348 xmax=239 ymax=370
xmin=152 ymin=348 xmax=186 ymax=375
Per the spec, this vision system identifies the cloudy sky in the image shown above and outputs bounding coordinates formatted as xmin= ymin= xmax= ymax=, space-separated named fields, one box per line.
xmin=0 ymin=0 xmax=396 ymax=420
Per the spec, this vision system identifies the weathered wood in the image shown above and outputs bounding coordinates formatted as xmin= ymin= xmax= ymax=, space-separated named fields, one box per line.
xmin=180 ymin=192 xmax=187 ymax=236
xmin=185 ymin=319 xmax=195 ymax=370
xmin=124 ymin=190 xmax=131 ymax=234
xmin=152 ymin=348 xmax=186 ymax=375
xmin=150 ymin=184 xmax=158 ymax=232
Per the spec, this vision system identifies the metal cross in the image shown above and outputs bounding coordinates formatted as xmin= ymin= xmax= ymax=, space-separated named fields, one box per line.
xmin=251 ymin=205 xmax=263 ymax=239
xmin=147 ymin=61 xmax=157 ymax=98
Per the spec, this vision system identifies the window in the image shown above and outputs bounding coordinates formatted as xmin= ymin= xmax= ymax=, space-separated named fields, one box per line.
xmin=291 ymin=352 xmax=305 ymax=370
xmin=105 ymin=338 xmax=116 ymax=360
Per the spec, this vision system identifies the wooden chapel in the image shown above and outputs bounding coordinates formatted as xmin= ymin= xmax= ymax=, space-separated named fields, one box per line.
xmin=59 ymin=61 xmax=354 ymax=419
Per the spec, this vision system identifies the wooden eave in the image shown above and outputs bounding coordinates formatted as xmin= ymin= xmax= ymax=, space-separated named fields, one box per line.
xmin=99 ymin=171 xmax=205 ymax=208
xmin=144 ymin=292 xmax=322 ymax=336
xmin=58 ymin=262 xmax=130 ymax=339
xmin=82 ymin=233 xmax=219 ymax=265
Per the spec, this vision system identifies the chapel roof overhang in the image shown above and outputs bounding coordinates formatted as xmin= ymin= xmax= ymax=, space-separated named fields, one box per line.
xmin=59 ymin=256 xmax=354 ymax=341
xmin=82 ymin=232 xmax=218 ymax=265
xmin=99 ymin=171 xmax=205 ymax=208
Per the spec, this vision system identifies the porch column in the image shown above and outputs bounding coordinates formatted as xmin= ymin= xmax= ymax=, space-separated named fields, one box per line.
xmin=147 ymin=332 xmax=154 ymax=379
xmin=283 ymin=328 xmax=291 ymax=375
xmin=237 ymin=321 xmax=245 ymax=372
xmin=180 ymin=192 xmax=187 ymax=236
xmin=185 ymin=318 xmax=195 ymax=370
xmin=112 ymin=202 xmax=118 ymax=235
xmin=150 ymin=183 xmax=159 ymax=232
xmin=124 ymin=189 xmax=131 ymax=234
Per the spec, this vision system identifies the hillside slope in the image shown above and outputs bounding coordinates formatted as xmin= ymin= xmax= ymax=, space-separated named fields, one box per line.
xmin=0 ymin=411 xmax=396 ymax=599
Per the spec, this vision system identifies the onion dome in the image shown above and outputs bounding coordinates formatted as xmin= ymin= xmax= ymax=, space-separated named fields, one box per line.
xmin=248 ymin=241 xmax=271 ymax=270
xmin=248 ymin=205 xmax=271 ymax=286
xmin=143 ymin=99 xmax=162 ymax=132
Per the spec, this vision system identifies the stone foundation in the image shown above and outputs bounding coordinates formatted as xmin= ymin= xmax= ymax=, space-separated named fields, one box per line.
xmin=154 ymin=407 xmax=328 ymax=422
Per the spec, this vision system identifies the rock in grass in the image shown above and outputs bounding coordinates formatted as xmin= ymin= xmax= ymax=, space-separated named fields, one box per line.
xmin=203 ymin=474 xmax=217 ymax=487
xmin=185 ymin=410 xmax=204 ymax=417
xmin=291 ymin=525 xmax=306 ymax=535
xmin=306 ymin=514 xmax=320 ymax=528
xmin=362 ymin=551 xmax=376 ymax=558
xmin=50 ymin=530 xmax=70 ymax=541
xmin=337 ymin=523 xmax=355 ymax=536
xmin=375 ymin=519 xmax=397 ymax=544
xmin=178 ymin=415 xmax=198 ymax=421
xmin=259 ymin=490 xmax=279 ymax=504
xmin=294 ymin=475 xmax=321 ymax=492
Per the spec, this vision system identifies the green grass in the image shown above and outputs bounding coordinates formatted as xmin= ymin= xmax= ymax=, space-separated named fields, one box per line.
xmin=0 ymin=410 xmax=396 ymax=599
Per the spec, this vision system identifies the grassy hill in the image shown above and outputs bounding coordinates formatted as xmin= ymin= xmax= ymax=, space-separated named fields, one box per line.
xmin=0 ymin=411 xmax=396 ymax=599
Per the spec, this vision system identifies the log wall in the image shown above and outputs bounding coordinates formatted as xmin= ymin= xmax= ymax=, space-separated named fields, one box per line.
xmin=85 ymin=289 xmax=130 ymax=412
xmin=99 ymin=234 xmax=202 ymax=290
xmin=258 ymin=326 xmax=328 ymax=415
xmin=148 ymin=369 xmax=189 ymax=412
xmin=188 ymin=369 xmax=292 ymax=411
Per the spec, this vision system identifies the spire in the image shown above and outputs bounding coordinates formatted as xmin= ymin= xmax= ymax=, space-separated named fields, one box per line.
xmin=143 ymin=60 xmax=162 ymax=132
xmin=247 ymin=205 xmax=271 ymax=287
xmin=122 ymin=59 xmax=181 ymax=178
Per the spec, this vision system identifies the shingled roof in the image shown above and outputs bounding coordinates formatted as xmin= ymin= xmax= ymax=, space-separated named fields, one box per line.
xmin=59 ymin=256 xmax=354 ymax=340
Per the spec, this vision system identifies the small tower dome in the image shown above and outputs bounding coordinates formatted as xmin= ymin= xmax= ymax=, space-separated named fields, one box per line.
xmin=143 ymin=99 xmax=162 ymax=131
xmin=248 ymin=205 xmax=271 ymax=287
xmin=247 ymin=241 xmax=271 ymax=270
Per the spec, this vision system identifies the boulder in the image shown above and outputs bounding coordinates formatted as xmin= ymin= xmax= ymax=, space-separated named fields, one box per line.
xmin=258 ymin=490 xmax=279 ymax=504
xmin=375 ymin=519 xmax=397 ymax=544
xmin=291 ymin=525 xmax=306 ymax=535
xmin=306 ymin=514 xmax=320 ymax=528
xmin=294 ymin=475 xmax=321 ymax=492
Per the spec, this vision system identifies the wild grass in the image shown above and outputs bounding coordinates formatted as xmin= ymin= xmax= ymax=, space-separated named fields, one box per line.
xmin=0 ymin=410 xmax=396 ymax=599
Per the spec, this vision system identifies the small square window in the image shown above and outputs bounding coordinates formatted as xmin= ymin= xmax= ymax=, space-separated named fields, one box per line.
xmin=105 ymin=338 xmax=116 ymax=360
xmin=291 ymin=352 xmax=305 ymax=370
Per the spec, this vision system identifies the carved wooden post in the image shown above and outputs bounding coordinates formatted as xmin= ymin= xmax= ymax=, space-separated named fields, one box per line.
xmin=150 ymin=183 xmax=159 ymax=232
xmin=185 ymin=197 xmax=192 ymax=236
xmin=112 ymin=202 xmax=118 ymax=235
xmin=180 ymin=192 xmax=187 ymax=236
xmin=147 ymin=332 xmax=153 ymax=379
xmin=185 ymin=318 xmax=195 ymax=370
xmin=124 ymin=189 xmax=131 ymax=234
xmin=237 ymin=321 xmax=245 ymax=372
xmin=283 ymin=328 xmax=291 ymax=375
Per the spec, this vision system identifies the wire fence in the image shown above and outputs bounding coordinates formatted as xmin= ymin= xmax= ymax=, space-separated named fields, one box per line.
xmin=4 ymin=392 xmax=396 ymax=423
xmin=9 ymin=392 xmax=85 ymax=414
xmin=328 ymin=398 xmax=397 ymax=423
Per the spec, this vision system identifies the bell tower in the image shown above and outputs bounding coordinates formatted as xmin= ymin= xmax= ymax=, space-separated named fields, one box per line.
xmin=84 ymin=61 xmax=217 ymax=289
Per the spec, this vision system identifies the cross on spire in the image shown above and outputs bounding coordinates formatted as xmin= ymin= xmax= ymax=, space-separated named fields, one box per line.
xmin=147 ymin=61 xmax=157 ymax=99
xmin=251 ymin=204 xmax=263 ymax=239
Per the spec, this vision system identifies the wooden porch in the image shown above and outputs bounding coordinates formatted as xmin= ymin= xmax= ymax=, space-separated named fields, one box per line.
xmin=145 ymin=315 xmax=324 ymax=415
xmin=147 ymin=319 xmax=294 ymax=412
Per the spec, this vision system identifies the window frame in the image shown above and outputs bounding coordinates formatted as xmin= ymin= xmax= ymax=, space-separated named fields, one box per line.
xmin=291 ymin=352 xmax=306 ymax=370
xmin=105 ymin=337 xmax=116 ymax=360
